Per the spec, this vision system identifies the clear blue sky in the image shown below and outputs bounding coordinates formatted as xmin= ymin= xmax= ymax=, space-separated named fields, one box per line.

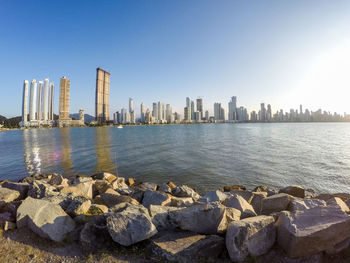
xmin=1 ymin=0 xmax=350 ymax=118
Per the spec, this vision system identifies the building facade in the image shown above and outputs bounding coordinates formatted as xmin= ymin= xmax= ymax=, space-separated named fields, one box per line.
xmin=95 ymin=68 xmax=110 ymax=123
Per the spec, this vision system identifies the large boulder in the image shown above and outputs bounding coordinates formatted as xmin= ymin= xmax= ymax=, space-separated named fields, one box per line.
xmin=142 ymin=190 xmax=171 ymax=208
xmin=174 ymin=203 xmax=240 ymax=234
xmin=279 ymin=185 xmax=305 ymax=198
xmin=0 ymin=187 xmax=20 ymax=206
xmin=28 ymin=181 xmax=59 ymax=199
xmin=16 ymin=197 xmax=76 ymax=242
xmin=288 ymin=198 xmax=326 ymax=213
xmin=101 ymin=189 xmax=138 ymax=207
xmin=147 ymin=231 xmax=225 ymax=262
xmin=65 ymin=196 xmax=91 ymax=217
xmin=1 ymin=182 xmax=29 ymax=200
xmin=226 ymin=215 xmax=276 ymax=262
xmin=132 ymin=182 xmax=158 ymax=192
xmin=158 ymin=183 xmax=172 ymax=193
xmin=223 ymin=185 xmax=246 ymax=191
xmin=47 ymin=174 xmax=66 ymax=186
xmin=169 ymin=196 xmax=194 ymax=207
xmin=148 ymin=205 xmax=182 ymax=231
xmin=42 ymin=194 xmax=74 ymax=211
xmin=106 ymin=202 xmax=157 ymax=246
xmin=198 ymin=190 xmax=228 ymax=203
xmin=276 ymin=206 xmax=350 ymax=258
xmin=250 ymin=191 xmax=268 ymax=215
xmin=261 ymin=193 xmax=291 ymax=215
xmin=229 ymin=190 xmax=253 ymax=202
xmin=172 ymin=185 xmax=200 ymax=200
xmin=224 ymin=194 xmax=257 ymax=219
xmin=74 ymin=181 xmax=93 ymax=199
xmin=92 ymin=172 xmax=116 ymax=183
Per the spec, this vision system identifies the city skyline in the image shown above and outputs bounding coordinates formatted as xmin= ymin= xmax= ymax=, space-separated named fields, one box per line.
xmin=2 ymin=1 xmax=350 ymax=117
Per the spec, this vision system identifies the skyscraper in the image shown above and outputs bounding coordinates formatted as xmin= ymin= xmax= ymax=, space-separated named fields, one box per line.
xmin=267 ymin=104 xmax=272 ymax=121
xmin=260 ymin=103 xmax=266 ymax=122
xmin=48 ymin=82 xmax=54 ymax=120
xmin=196 ymin=98 xmax=203 ymax=119
xmin=214 ymin=103 xmax=222 ymax=121
xmin=43 ymin=78 xmax=49 ymax=121
xmin=36 ymin=81 xmax=43 ymax=120
xmin=59 ymin=76 xmax=71 ymax=119
xmin=191 ymin=100 xmax=195 ymax=120
xmin=29 ymin=79 xmax=37 ymax=121
xmin=141 ymin=102 xmax=145 ymax=123
xmin=22 ymin=80 xmax=29 ymax=124
xmin=228 ymin=96 xmax=237 ymax=121
xmin=95 ymin=68 xmax=110 ymax=123
xmin=129 ymin=98 xmax=134 ymax=113
xmin=152 ymin=102 xmax=158 ymax=120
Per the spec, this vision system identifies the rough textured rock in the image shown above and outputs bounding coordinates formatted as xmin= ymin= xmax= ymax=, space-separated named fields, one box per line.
xmin=223 ymin=185 xmax=246 ymax=191
xmin=111 ymin=177 xmax=129 ymax=190
xmin=74 ymin=181 xmax=93 ymax=199
xmin=126 ymin=177 xmax=135 ymax=186
xmin=47 ymin=174 xmax=65 ymax=186
xmin=261 ymin=193 xmax=291 ymax=215
xmin=42 ymin=194 xmax=74 ymax=211
xmin=198 ymin=190 xmax=228 ymax=203
xmin=224 ymin=194 xmax=257 ymax=218
xmin=147 ymin=231 xmax=225 ymax=262
xmin=148 ymin=205 xmax=182 ymax=230
xmin=174 ymin=203 xmax=240 ymax=234
xmin=288 ymin=198 xmax=327 ymax=213
xmin=279 ymin=185 xmax=305 ymax=198
xmin=17 ymin=197 xmax=76 ymax=242
xmin=0 ymin=187 xmax=20 ymax=206
xmin=326 ymin=197 xmax=350 ymax=213
xmin=87 ymin=204 xmax=108 ymax=215
xmin=316 ymin=193 xmax=350 ymax=202
xmin=101 ymin=189 xmax=138 ymax=207
xmin=142 ymin=190 xmax=171 ymax=208
xmin=106 ymin=202 xmax=157 ymax=246
xmin=65 ymin=196 xmax=91 ymax=217
xmin=60 ymin=186 xmax=84 ymax=197
xmin=93 ymin=179 xmax=110 ymax=195
xmin=229 ymin=190 xmax=254 ymax=202
xmin=158 ymin=183 xmax=172 ymax=193
xmin=73 ymin=175 xmax=93 ymax=184
xmin=250 ymin=191 xmax=268 ymax=214
xmin=170 ymin=196 xmax=194 ymax=207
xmin=28 ymin=181 xmax=59 ymax=199
xmin=92 ymin=172 xmax=116 ymax=183
xmin=172 ymin=185 xmax=200 ymax=200
xmin=254 ymin=185 xmax=277 ymax=196
xmin=167 ymin=181 xmax=176 ymax=188
xmin=132 ymin=182 xmax=157 ymax=192
xmin=226 ymin=215 xmax=276 ymax=262
xmin=276 ymin=206 xmax=350 ymax=258
xmin=1 ymin=182 xmax=29 ymax=200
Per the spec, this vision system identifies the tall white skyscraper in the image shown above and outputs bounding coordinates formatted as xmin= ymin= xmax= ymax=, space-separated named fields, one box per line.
xmin=228 ymin=96 xmax=237 ymax=121
xmin=152 ymin=103 xmax=158 ymax=120
xmin=36 ymin=81 xmax=43 ymax=120
xmin=214 ymin=103 xmax=224 ymax=121
xmin=141 ymin=102 xmax=145 ymax=123
xmin=166 ymin=104 xmax=172 ymax=123
xmin=129 ymin=97 xmax=134 ymax=113
xmin=186 ymin=97 xmax=191 ymax=120
xmin=42 ymin=78 xmax=49 ymax=120
xmin=22 ymin=80 xmax=29 ymax=123
xmin=49 ymin=82 xmax=54 ymax=120
xmin=29 ymin=79 xmax=37 ymax=121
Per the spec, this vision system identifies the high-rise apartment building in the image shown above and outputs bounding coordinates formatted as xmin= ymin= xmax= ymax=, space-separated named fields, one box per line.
xmin=267 ymin=104 xmax=272 ymax=121
xmin=59 ymin=76 xmax=71 ymax=119
xmin=129 ymin=98 xmax=134 ymax=113
xmin=48 ymin=82 xmax=54 ymax=120
xmin=191 ymin=100 xmax=195 ymax=120
xmin=260 ymin=103 xmax=266 ymax=122
xmin=214 ymin=103 xmax=223 ymax=121
xmin=196 ymin=98 xmax=203 ymax=119
xmin=152 ymin=103 xmax=158 ymax=120
xmin=36 ymin=81 xmax=43 ymax=120
xmin=228 ymin=96 xmax=237 ymax=121
xmin=141 ymin=102 xmax=145 ymax=123
xmin=95 ymin=68 xmax=110 ymax=123
xmin=43 ymin=78 xmax=49 ymax=120
xmin=22 ymin=80 xmax=29 ymax=123
xmin=29 ymin=79 xmax=37 ymax=121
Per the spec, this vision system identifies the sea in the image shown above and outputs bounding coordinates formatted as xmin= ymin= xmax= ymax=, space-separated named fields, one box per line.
xmin=1 ymin=123 xmax=350 ymax=194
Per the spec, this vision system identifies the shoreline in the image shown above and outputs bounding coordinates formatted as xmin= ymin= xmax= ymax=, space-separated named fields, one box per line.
xmin=1 ymin=172 xmax=350 ymax=262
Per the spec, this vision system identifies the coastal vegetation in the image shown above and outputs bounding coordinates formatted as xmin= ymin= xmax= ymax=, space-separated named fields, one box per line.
xmin=1 ymin=172 xmax=350 ymax=262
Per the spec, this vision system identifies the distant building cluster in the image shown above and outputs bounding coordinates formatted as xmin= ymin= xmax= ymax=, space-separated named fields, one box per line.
xmin=20 ymin=67 xmax=350 ymax=127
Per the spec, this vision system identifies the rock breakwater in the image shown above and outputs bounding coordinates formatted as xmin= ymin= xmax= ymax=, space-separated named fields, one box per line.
xmin=1 ymin=172 xmax=350 ymax=262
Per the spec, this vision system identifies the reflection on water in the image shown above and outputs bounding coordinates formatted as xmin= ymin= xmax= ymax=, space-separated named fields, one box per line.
xmin=95 ymin=127 xmax=116 ymax=175
xmin=23 ymin=129 xmax=41 ymax=174
xmin=59 ymin=128 xmax=74 ymax=175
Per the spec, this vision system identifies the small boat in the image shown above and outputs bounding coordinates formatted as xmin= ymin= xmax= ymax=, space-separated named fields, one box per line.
xmin=117 ymin=125 xmax=123 ymax=129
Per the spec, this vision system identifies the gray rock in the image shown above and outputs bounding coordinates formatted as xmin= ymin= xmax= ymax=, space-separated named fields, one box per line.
xmin=42 ymin=194 xmax=74 ymax=211
xmin=132 ymin=182 xmax=158 ymax=192
xmin=223 ymin=185 xmax=246 ymax=191
xmin=106 ymin=202 xmax=157 ymax=246
xmin=73 ymin=175 xmax=93 ymax=184
xmin=326 ymin=197 xmax=350 ymax=213
xmin=111 ymin=177 xmax=129 ymax=190
xmin=74 ymin=181 xmax=94 ymax=199
xmin=279 ymin=185 xmax=305 ymax=198
xmin=92 ymin=172 xmax=116 ymax=182
xmin=174 ymin=203 xmax=240 ymax=234
xmin=198 ymin=190 xmax=228 ymax=203
xmin=158 ymin=183 xmax=172 ymax=193
xmin=148 ymin=205 xmax=182 ymax=230
xmin=101 ymin=189 xmax=138 ymax=207
xmin=229 ymin=190 xmax=254 ymax=202
xmin=147 ymin=231 xmax=225 ymax=262
xmin=47 ymin=174 xmax=65 ymax=186
xmin=0 ymin=187 xmax=20 ymax=206
xmin=1 ymin=182 xmax=29 ymax=200
xmin=226 ymin=215 xmax=276 ymax=262
xmin=224 ymin=194 xmax=257 ymax=218
xmin=17 ymin=197 xmax=76 ymax=242
xmin=276 ymin=206 xmax=350 ymax=258
xmin=172 ymin=185 xmax=200 ymax=200
xmin=142 ymin=190 xmax=171 ymax=208
xmin=28 ymin=181 xmax=58 ymax=199
xmin=250 ymin=191 xmax=268 ymax=214
xmin=65 ymin=196 xmax=91 ymax=217
xmin=289 ymin=198 xmax=327 ymax=213
xmin=261 ymin=193 xmax=291 ymax=215
xmin=169 ymin=196 xmax=194 ymax=207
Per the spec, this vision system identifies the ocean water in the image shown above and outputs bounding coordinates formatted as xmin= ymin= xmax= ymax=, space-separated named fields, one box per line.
xmin=1 ymin=123 xmax=350 ymax=194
